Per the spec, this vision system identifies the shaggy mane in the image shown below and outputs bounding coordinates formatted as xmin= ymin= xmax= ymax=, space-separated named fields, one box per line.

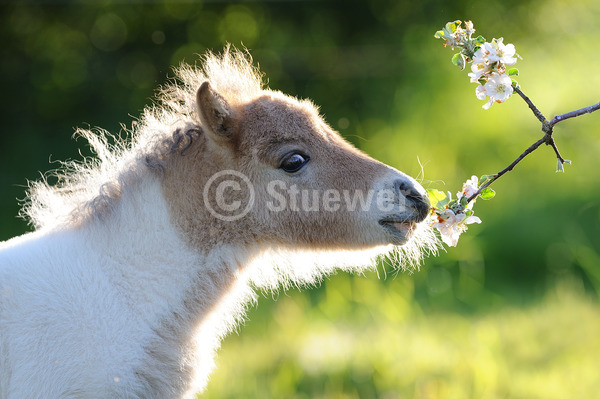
xmin=22 ymin=46 xmax=264 ymax=230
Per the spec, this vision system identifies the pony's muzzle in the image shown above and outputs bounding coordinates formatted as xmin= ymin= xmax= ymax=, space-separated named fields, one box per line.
xmin=394 ymin=179 xmax=430 ymax=222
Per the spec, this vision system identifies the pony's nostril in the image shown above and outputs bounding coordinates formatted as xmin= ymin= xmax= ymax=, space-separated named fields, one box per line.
xmin=394 ymin=179 xmax=419 ymax=199
xmin=394 ymin=178 xmax=430 ymax=221
xmin=413 ymin=197 xmax=431 ymax=221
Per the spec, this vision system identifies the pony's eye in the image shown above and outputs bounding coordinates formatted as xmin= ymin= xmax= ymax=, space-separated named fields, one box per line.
xmin=280 ymin=152 xmax=309 ymax=173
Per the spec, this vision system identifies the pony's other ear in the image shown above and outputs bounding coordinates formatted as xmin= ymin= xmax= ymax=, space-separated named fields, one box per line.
xmin=196 ymin=81 xmax=235 ymax=143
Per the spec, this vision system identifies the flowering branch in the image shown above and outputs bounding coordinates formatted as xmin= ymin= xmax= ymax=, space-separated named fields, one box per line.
xmin=465 ymin=85 xmax=576 ymax=203
xmin=550 ymin=100 xmax=600 ymax=126
xmin=515 ymin=85 xmax=600 ymax=132
xmin=429 ymin=20 xmax=600 ymax=247
xmin=466 ymin=136 xmax=546 ymax=203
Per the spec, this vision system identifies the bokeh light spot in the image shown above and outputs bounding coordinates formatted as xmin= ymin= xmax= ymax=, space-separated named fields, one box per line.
xmin=90 ymin=13 xmax=128 ymax=52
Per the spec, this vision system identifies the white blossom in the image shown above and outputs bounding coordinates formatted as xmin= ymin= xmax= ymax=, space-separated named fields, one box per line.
xmin=458 ymin=175 xmax=479 ymax=200
xmin=468 ymin=37 xmax=518 ymax=110
xmin=468 ymin=62 xmax=488 ymax=83
xmin=430 ymin=175 xmax=485 ymax=247
xmin=476 ymin=85 xmax=494 ymax=110
xmin=472 ymin=47 xmax=489 ymax=66
xmin=477 ymin=72 xmax=513 ymax=109
xmin=486 ymin=38 xmax=517 ymax=65
xmin=433 ymin=209 xmax=481 ymax=247
xmin=464 ymin=20 xmax=475 ymax=36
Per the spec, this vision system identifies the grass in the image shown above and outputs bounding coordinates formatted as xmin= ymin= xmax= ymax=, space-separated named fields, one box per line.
xmin=201 ymin=279 xmax=600 ymax=399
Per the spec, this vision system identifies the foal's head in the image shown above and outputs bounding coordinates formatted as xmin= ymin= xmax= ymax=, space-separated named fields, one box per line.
xmin=163 ymin=78 xmax=431 ymax=256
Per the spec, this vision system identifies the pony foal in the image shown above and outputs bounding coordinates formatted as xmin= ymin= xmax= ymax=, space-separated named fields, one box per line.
xmin=0 ymin=48 xmax=436 ymax=398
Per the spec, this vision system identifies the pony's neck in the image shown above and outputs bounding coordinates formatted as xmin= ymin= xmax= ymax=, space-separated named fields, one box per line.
xmin=67 ymin=173 xmax=259 ymax=396
xmin=80 ymin=173 xmax=254 ymax=328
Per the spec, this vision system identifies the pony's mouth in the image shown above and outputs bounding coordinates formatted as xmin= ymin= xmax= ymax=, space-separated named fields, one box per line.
xmin=379 ymin=219 xmax=417 ymax=244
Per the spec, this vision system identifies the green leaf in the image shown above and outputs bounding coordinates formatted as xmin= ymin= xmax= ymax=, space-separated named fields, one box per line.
xmin=427 ymin=189 xmax=450 ymax=209
xmin=478 ymin=174 xmax=494 ymax=186
xmin=508 ymin=68 xmax=519 ymax=76
xmin=473 ymin=35 xmax=486 ymax=45
xmin=452 ymin=53 xmax=466 ymax=70
xmin=434 ymin=30 xmax=445 ymax=39
xmin=445 ymin=20 xmax=461 ymax=33
xmin=479 ymin=187 xmax=496 ymax=200
xmin=448 ymin=199 xmax=460 ymax=213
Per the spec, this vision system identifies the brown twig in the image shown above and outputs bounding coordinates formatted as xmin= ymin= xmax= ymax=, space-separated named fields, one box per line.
xmin=513 ymin=86 xmax=547 ymax=125
xmin=547 ymin=136 xmax=567 ymax=165
xmin=550 ymin=100 xmax=600 ymax=126
xmin=466 ymin=86 xmax=599 ymax=204
xmin=467 ymin=136 xmax=546 ymax=202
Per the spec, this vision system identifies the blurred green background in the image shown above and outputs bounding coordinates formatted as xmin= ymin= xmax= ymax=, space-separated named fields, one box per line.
xmin=1 ymin=0 xmax=599 ymax=398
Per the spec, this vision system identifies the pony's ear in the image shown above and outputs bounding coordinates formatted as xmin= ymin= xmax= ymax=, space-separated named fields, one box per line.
xmin=196 ymin=81 xmax=235 ymax=143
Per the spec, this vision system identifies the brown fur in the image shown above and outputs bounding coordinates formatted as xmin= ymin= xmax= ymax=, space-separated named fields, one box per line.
xmin=162 ymin=84 xmax=417 ymax=253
